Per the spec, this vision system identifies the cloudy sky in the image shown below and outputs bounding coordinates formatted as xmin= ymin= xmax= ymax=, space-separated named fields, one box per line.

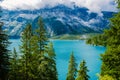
xmin=0 ymin=0 xmax=117 ymax=13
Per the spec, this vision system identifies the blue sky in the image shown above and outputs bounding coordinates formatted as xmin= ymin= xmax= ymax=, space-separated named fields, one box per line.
xmin=0 ymin=0 xmax=117 ymax=13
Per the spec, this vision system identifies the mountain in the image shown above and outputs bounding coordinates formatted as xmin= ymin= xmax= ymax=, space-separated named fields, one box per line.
xmin=1 ymin=4 xmax=114 ymax=38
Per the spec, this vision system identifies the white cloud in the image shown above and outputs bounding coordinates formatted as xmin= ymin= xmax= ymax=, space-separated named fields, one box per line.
xmin=0 ymin=0 xmax=117 ymax=13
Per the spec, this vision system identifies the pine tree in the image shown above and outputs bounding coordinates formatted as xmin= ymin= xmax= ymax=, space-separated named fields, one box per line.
xmin=30 ymin=17 xmax=48 ymax=80
xmin=31 ymin=17 xmax=58 ymax=80
xmin=37 ymin=17 xmax=57 ymax=80
xmin=100 ymin=14 xmax=120 ymax=79
xmin=34 ymin=42 xmax=58 ymax=80
xmin=66 ymin=52 xmax=77 ymax=80
xmin=35 ymin=17 xmax=48 ymax=54
xmin=100 ymin=1 xmax=120 ymax=79
xmin=19 ymin=23 xmax=33 ymax=80
xmin=45 ymin=42 xmax=58 ymax=80
xmin=76 ymin=60 xmax=89 ymax=80
xmin=9 ymin=48 xmax=18 ymax=80
xmin=0 ymin=8 xmax=10 ymax=80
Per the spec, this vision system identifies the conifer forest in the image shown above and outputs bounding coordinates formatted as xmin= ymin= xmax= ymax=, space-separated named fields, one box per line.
xmin=0 ymin=0 xmax=120 ymax=80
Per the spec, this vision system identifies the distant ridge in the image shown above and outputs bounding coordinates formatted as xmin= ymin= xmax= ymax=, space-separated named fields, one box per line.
xmin=1 ymin=4 xmax=114 ymax=38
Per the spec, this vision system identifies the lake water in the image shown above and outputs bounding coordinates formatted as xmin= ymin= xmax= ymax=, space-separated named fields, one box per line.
xmin=9 ymin=39 xmax=106 ymax=80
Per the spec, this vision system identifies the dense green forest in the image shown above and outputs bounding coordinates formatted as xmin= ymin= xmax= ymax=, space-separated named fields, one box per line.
xmin=0 ymin=0 xmax=120 ymax=80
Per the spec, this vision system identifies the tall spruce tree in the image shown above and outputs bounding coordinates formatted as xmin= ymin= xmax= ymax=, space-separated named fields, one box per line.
xmin=0 ymin=8 xmax=10 ymax=80
xmin=31 ymin=17 xmax=48 ymax=80
xmin=36 ymin=17 xmax=48 ymax=54
xmin=66 ymin=52 xmax=77 ymax=80
xmin=45 ymin=42 xmax=58 ymax=80
xmin=76 ymin=60 xmax=89 ymax=80
xmin=35 ymin=17 xmax=57 ymax=80
xmin=35 ymin=42 xmax=58 ymax=80
xmin=19 ymin=23 xmax=33 ymax=80
xmin=9 ymin=48 xmax=18 ymax=80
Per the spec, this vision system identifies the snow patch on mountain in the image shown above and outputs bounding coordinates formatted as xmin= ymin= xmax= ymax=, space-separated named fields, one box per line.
xmin=18 ymin=14 xmax=38 ymax=20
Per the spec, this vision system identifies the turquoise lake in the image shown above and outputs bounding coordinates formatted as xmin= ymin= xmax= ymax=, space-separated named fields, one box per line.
xmin=9 ymin=39 xmax=106 ymax=80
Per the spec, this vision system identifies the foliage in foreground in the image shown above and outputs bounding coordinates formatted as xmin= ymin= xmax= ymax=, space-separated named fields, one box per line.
xmin=76 ymin=60 xmax=89 ymax=80
xmin=86 ymin=0 xmax=120 ymax=79
xmin=66 ymin=53 xmax=89 ymax=80
xmin=0 ymin=9 xmax=10 ymax=80
xmin=66 ymin=52 xmax=77 ymax=80
xmin=99 ymin=75 xmax=115 ymax=80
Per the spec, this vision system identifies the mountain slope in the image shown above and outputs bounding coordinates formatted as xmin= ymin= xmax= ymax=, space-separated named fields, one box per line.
xmin=1 ymin=5 xmax=114 ymax=38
